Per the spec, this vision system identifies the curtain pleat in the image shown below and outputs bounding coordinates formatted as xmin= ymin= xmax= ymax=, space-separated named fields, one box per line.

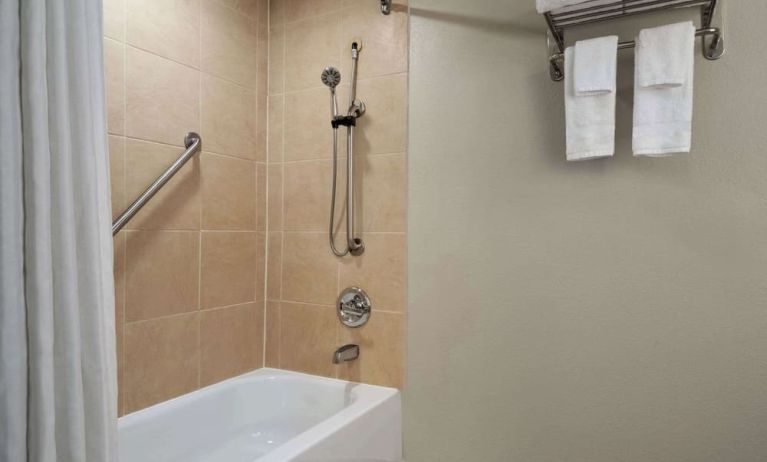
xmin=20 ymin=0 xmax=59 ymax=458
xmin=0 ymin=0 xmax=28 ymax=459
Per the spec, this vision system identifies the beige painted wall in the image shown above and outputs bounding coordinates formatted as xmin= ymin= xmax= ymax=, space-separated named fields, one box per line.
xmin=104 ymin=0 xmax=268 ymax=415
xmin=406 ymin=1 xmax=767 ymax=461
xmin=264 ymin=0 xmax=408 ymax=389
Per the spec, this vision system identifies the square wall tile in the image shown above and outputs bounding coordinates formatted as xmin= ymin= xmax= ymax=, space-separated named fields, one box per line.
xmin=268 ymin=26 xmax=285 ymax=95
xmin=279 ymin=302 xmax=337 ymax=377
xmin=124 ymin=313 xmax=199 ymax=412
xmin=339 ymin=233 xmax=405 ymax=312
xmin=124 ymin=138 xmax=201 ymax=230
xmin=125 ymin=231 xmax=200 ymax=322
xmin=283 ymin=160 xmax=332 ymax=231
xmin=355 ymin=74 xmax=407 ymax=155
xmin=126 ymin=47 xmax=200 ymax=146
xmin=265 ymin=301 xmax=280 ymax=367
xmin=283 ymin=0 xmax=340 ymax=23
xmin=256 ymin=18 xmax=268 ymax=79
xmin=281 ymin=232 xmax=338 ymax=305
xmin=269 ymin=0 xmax=285 ymax=26
xmin=201 ymin=74 xmax=257 ymax=159
xmin=127 ymin=0 xmax=201 ymax=68
xmin=338 ymin=311 xmax=404 ymax=388
xmin=256 ymin=91 xmax=267 ymax=163
xmin=201 ymin=153 xmax=257 ymax=230
xmin=201 ymin=231 xmax=258 ymax=308
xmin=103 ymin=0 xmax=125 ymax=42
xmin=108 ymin=135 xmax=125 ymax=221
xmin=284 ymin=14 xmax=340 ymax=92
xmin=339 ymin=0 xmax=408 ymax=80
xmin=257 ymin=0 xmax=268 ymax=29
xmin=283 ymin=87 xmax=334 ymax=161
xmin=256 ymin=231 xmax=266 ymax=299
xmin=104 ymin=38 xmax=125 ymax=136
xmin=267 ymin=164 xmax=283 ymax=231
xmin=266 ymin=232 xmax=282 ymax=300
xmin=267 ymin=95 xmax=284 ymax=162
xmin=201 ymin=0 xmax=259 ymax=88
xmin=200 ymin=302 xmax=263 ymax=386
xmin=214 ymin=0 xmax=260 ymax=18
xmin=256 ymin=163 xmax=267 ymax=231
xmin=360 ymin=154 xmax=406 ymax=232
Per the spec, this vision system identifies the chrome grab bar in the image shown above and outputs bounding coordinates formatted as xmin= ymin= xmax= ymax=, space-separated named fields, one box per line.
xmin=111 ymin=132 xmax=202 ymax=235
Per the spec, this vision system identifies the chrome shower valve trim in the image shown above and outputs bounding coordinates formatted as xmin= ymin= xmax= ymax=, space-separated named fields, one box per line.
xmin=337 ymin=287 xmax=372 ymax=328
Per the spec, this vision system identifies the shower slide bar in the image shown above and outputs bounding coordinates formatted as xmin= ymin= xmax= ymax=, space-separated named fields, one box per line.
xmin=111 ymin=132 xmax=201 ymax=235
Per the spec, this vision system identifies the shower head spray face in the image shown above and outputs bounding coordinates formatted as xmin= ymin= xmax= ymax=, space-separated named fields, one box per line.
xmin=321 ymin=67 xmax=341 ymax=89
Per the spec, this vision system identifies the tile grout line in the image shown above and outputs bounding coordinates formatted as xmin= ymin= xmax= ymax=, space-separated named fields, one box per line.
xmin=276 ymin=71 xmax=408 ymax=97
xmin=260 ymin=0 xmax=270 ymax=368
xmin=275 ymin=150 xmax=407 ymax=165
xmin=277 ymin=298 xmax=403 ymax=315
xmin=124 ymin=41 xmax=259 ymax=93
xmin=197 ymin=0 xmax=203 ymax=391
xmin=124 ymin=298 xmax=263 ymax=327
xmin=119 ymin=134 xmax=262 ymax=164
xmin=262 ymin=0 xmax=275 ymax=368
xmin=277 ymin=13 xmax=287 ymax=369
xmin=281 ymin=230 xmax=406 ymax=235
xmin=120 ymin=0 xmax=128 ymax=416
xmin=210 ymin=0 xmax=259 ymax=21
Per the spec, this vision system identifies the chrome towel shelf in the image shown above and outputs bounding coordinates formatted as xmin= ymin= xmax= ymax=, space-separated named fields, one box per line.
xmin=544 ymin=0 xmax=725 ymax=81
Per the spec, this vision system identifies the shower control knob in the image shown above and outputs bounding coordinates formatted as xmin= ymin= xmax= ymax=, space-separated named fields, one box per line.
xmin=337 ymin=287 xmax=371 ymax=328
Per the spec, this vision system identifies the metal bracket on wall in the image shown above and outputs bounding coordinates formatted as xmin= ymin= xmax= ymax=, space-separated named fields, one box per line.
xmin=381 ymin=0 xmax=392 ymax=15
xmin=543 ymin=0 xmax=725 ymax=82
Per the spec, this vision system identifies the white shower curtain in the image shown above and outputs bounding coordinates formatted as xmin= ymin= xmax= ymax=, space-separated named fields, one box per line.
xmin=0 ymin=0 xmax=118 ymax=460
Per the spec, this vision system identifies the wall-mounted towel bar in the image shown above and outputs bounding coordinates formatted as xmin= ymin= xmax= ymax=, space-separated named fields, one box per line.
xmin=544 ymin=0 xmax=724 ymax=81
xmin=112 ymin=132 xmax=201 ymax=235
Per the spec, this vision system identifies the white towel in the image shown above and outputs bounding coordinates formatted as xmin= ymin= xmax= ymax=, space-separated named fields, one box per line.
xmin=574 ymin=36 xmax=619 ymax=95
xmin=633 ymin=22 xmax=696 ymax=156
xmin=536 ymin=0 xmax=591 ymax=13
xmin=636 ymin=22 xmax=696 ymax=88
xmin=565 ymin=46 xmax=616 ymax=161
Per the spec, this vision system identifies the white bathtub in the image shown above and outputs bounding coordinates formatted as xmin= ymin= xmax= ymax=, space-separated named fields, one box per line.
xmin=118 ymin=368 xmax=402 ymax=462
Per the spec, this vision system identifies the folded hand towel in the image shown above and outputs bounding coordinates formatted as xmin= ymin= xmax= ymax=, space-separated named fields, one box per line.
xmin=536 ymin=0 xmax=592 ymax=14
xmin=565 ymin=46 xmax=616 ymax=161
xmin=574 ymin=35 xmax=619 ymax=95
xmin=636 ymin=22 xmax=696 ymax=88
xmin=633 ymin=22 xmax=696 ymax=156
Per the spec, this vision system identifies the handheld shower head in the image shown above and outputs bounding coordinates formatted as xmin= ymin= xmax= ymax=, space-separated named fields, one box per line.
xmin=322 ymin=67 xmax=341 ymax=119
xmin=321 ymin=67 xmax=341 ymax=89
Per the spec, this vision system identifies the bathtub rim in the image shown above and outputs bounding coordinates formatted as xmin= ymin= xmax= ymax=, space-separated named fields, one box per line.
xmin=118 ymin=367 xmax=401 ymax=461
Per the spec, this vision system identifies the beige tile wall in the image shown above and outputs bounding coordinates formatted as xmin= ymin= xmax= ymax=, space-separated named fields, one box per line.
xmin=104 ymin=0 xmax=269 ymax=415
xmin=265 ymin=0 xmax=408 ymax=388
